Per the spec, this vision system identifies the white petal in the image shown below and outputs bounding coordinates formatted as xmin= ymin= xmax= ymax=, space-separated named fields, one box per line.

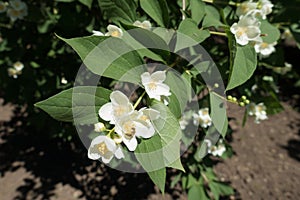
xmin=92 ymin=30 xmax=104 ymax=36
xmin=123 ymin=136 xmax=138 ymax=151
xmin=135 ymin=122 xmax=155 ymax=139
xmin=246 ymin=26 xmax=261 ymax=40
xmin=104 ymin=137 xmax=117 ymax=152
xmin=236 ymin=33 xmax=249 ymax=45
xmin=151 ymin=71 xmax=166 ymax=82
xmin=99 ymin=103 xmax=114 ymax=122
xmin=230 ymin=23 xmax=238 ymax=34
xmin=154 ymin=83 xmax=171 ymax=97
xmin=102 ymin=155 xmax=114 ymax=163
xmin=90 ymin=135 xmax=105 ymax=147
xmin=141 ymin=72 xmax=151 ymax=85
xmin=110 ymin=91 xmax=130 ymax=106
xmin=114 ymin=146 xmax=125 ymax=159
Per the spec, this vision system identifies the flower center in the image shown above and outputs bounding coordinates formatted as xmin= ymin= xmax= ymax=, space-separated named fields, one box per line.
xmin=260 ymin=42 xmax=269 ymax=48
xmin=123 ymin=121 xmax=136 ymax=139
xmin=140 ymin=115 xmax=149 ymax=122
xmin=111 ymin=31 xmax=120 ymax=37
xmin=114 ymin=106 xmax=126 ymax=117
xmin=148 ymin=82 xmax=157 ymax=90
xmin=236 ymin=27 xmax=246 ymax=37
xmin=97 ymin=142 xmax=109 ymax=155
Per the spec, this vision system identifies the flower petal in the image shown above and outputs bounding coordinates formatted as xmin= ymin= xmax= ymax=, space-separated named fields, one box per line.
xmin=151 ymin=71 xmax=166 ymax=82
xmin=99 ymin=103 xmax=114 ymax=122
xmin=135 ymin=122 xmax=155 ymax=139
xmin=141 ymin=72 xmax=151 ymax=85
xmin=123 ymin=136 xmax=138 ymax=151
xmin=115 ymin=146 xmax=125 ymax=159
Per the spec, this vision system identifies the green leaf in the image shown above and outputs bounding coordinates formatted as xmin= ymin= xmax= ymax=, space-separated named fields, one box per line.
xmin=188 ymin=184 xmax=210 ymax=200
xmin=210 ymin=92 xmax=228 ymax=137
xmin=202 ymin=5 xmax=224 ymax=28
xmin=152 ymin=102 xmax=183 ymax=170
xmin=165 ymin=71 xmax=191 ymax=118
xmin=226 ymin=45 xmax=257 ymax=91
xmin=97 ymin=0 xmax=137 ymax=23
xmin=260 ymin=20 xmax=280 ymax=43
xmin=35 ymin=86 xmax=111 ymax=124
xmin=140 ymin=0 xmax=169 ymax=27
xmin=190 ymin=0 xmax=206 ymax=25
xmin=135 ymin=102 xmax=184 ymax=170
xmin=58 ymin=35 xmax=145 ymax=84
xmin=78 ymin=0 xmax=93 ymax=9
xmin=148 ymin=168 xmax=166 ymax=194
xmin=178 ymin=18 xmax=210 ymax=44
xmin=209 ymin=181 xmax=234 ymax=200
xmin=122 ymin=26 xmax=171 ymax=62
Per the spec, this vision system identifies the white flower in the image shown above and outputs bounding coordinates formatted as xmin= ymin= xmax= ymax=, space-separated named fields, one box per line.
xmin=248 ymin=102 xmax=268 ymax=123
xmin=99 ymin=91 xmax=134 ymax=124
xmin=115 ymin=108 xmax=159 ymax=151
xmin=8 ymin=68 xmax=20 ymax=78
xmin=0 ymin=1 xmax=7 ymax=13
xmin=179 ymin=113 xmax=190 ymax=130
xmin=94 ymin=122 xmax=106 ymax=132
xmin=236 ymin=1 xmax=258 ymax=17
xmin=193 ymin=108 xmax=212 ymax=128
xmin=254 ymin=38 xmax=277 ymax=58
xmin=141 ymin=71 xmax=171 ymax=101
xmin=105 ymin=25 xmax=123 ymax=38
xmin=8 ymin=61 xmax=24 ymax=78
xmin=92 ymin=30 xmax=104 ymax=36
xmin=204 ymin=139 xmax=226 ymax=157
xmin=259 ymin=0 xmax=274 ymax=18
xmin=13 ymin=61 xmax=24 ymax=71
xmin=7 ymin=0 xmax=27 ymax=21
xmin=88 ymin=135 xmax=124 ymax=163
xmin=210 ymin=144 xmax=226 ymax=157
xmin=230 ymin=14 xmax=261 ymax=46
xmin=133 ymin=20 xmax=152 ymax=29
xmin=61 ymin=77 xmax=68 ymax=84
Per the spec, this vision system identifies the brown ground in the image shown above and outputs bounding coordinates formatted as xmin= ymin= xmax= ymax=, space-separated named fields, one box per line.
xmin=0 ymin=99 xmax=300 ymax=200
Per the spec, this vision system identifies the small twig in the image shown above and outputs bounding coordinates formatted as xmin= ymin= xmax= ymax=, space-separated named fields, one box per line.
xmin=182 ymin=0 xmax=186 ymax=20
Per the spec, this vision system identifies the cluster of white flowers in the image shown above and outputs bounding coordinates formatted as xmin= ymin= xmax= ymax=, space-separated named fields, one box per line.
xmin=88 ymin=70 xmax=174 ymax=163
xmin=0 ymin=0 xmax=27 ymax=21
xmin=236 ymin=0 xmax=273 ymax=20
xmin=8 ymin=61 xmax=24 ymax=78
xmin=204 ymin=139 xmax=226 ymax=157
xmin=133 ymin=20 xmax=152 ymax=30
xmin=193 ymin=108 xmax=212 ymax=128
xmin=89 ymin=90 xmax=160 ymax=162
xmin=231 ymin=0 xmax=277 ymax=57
xmin=92 ymin=24 xmax=123 ymax=38
xmin=248 ymin=102 xmax=268 ymax=123
xmin=178 ymin=108 xmax=213 ymax=130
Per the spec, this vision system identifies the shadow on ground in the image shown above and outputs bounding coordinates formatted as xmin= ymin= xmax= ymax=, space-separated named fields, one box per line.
xmin=0 ymin=107 xmax=161 ymax=200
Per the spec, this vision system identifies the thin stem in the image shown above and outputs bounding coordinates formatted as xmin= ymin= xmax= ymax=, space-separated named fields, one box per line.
xmin=107 ymin=127 xmax=115 ymax=137
xmin=202 ymin=0 xmax=213 ymax=3
xmin=202 ymin=0 xmax=240 ymax=6
xmin=133 ymin=91 xmax=146 ymax=109
xmin=209 ymin=31 xmax=227 ymax=37
xmin=182 ymin=0 xmax=186 ymax=20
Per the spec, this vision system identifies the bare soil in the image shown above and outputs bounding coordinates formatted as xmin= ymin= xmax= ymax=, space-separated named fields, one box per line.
xmin=0 ymin=99 xmax=300 ymax=200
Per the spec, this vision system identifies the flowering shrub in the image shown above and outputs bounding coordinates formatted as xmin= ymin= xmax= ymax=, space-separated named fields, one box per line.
xmin=1 ymin=0 xmax=299 ymax=198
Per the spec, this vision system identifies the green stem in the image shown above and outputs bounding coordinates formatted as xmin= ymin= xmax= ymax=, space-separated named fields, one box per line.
xmin=134 ymin=91 xmax=146 ymax=109
xmin=209 ymin=31 xmax=227 ymax=37
xmin=0 ymin=23 xmax=12 ymax=29
xmin=182 ymin=0 xmax=186 ymax=20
